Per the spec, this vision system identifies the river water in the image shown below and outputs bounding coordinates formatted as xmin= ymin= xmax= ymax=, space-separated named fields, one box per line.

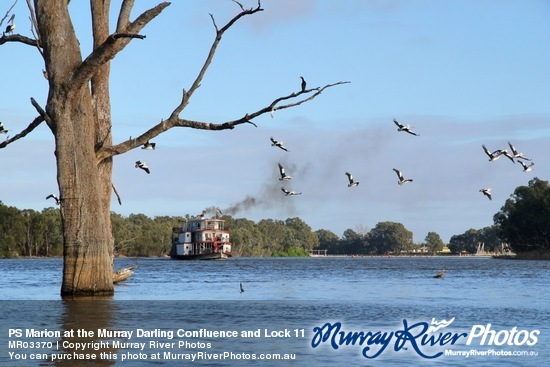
xmin=0 ymin=256 xmax=548 ymax=366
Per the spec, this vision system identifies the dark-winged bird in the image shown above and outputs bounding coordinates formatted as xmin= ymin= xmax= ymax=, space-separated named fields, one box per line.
xmin=393 ymin=119 xmax=419 ymax=136
xmin=508 ymin=141 xmax=531 ymax=161
xmin=393 ymin=168 xmax=413 ymax=185
xmin=141 ymin=141 xmax=156 ymax=150
xmin=519 ymin=160 xmax=534 ymax=172
xmin=46 ymin=194 xmax=60 ymax=205
xmin=270 ymin=137 xmax=288 ymax=151
xmin=281 ymin=187 xmax=301 ymax=196
xmin=278 ymin=163 xmax=292 ymax=181
xmin=4 ymin=14 xmax=15 ymax=35
xmin=135 ymin=161 xmax=150 ymax=174
xmin=300 ymin=76 xmax=306 ymax=92
xmin=240 ymin=282 xmax=244 ymax=294
xmin=479 ymin=188 xmax=492 ymax=200
xmin=345 ymin=172 xmax=359 ymax=187
xmin=482 ymin=144 xmax=505 ymax=161
xmin=433 ymin=269 xmax=445 ymax=278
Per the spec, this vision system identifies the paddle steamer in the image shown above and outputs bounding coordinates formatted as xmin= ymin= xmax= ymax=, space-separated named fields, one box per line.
xmin=170 ymin=214 xmax=232 ymax=260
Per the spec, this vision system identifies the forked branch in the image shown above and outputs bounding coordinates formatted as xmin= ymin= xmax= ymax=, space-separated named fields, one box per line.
xmin=170 ymin=0 xmax=263 ymax=119
xmin=0 ymin=0 xmax=39 ymax=47
xmin=93 ymin=0 xmax=348 ymax=163
xmin=69 ymin=1 xmax=170 ymax=92
xmin=0 ymin=97 xmax=53 ymax=149
xmin=95 ymin=81 xmax=349 ymax=162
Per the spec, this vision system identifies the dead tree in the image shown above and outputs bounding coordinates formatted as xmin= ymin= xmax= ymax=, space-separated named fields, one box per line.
xmin=0 ymin=0 xmax=348 ymax=296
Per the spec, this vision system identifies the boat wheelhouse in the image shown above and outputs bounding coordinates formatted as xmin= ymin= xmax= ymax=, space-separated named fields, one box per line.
xmin=170 ymin=215 xmax=232 ymax=260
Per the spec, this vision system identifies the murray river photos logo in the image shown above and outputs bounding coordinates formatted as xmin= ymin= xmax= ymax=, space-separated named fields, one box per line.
xmin=311 ymin=318 xmax=540 ymax=359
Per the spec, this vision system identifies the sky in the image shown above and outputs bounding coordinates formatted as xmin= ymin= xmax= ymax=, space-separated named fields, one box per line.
xmin=1 ymin=0 xmax=550 ymax=243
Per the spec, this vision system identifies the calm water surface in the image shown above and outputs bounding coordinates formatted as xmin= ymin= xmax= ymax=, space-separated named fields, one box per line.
xmin=0 ymin=257 xmax=548 ymax=366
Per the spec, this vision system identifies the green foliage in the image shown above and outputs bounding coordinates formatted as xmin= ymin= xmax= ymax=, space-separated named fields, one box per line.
xmin=448 ymin=226 xmax=504 ymax=254
xmin=449 ymin=228 xmax=479 ymax=254
xmin=314 ymin=222 xmax=416 ymax=255
xmin=367 ymin=221 xmax=414 ymax=254
xmin=0 ymin=202 xmax=322 ymax=257
xmin=0 ymin=203 xmax=62 ymax=258
xmin=271 ymin=246 xmax=310 ymax=257
xmin=494 ymin=177 xmax=550 ymax=257
xmin=424 ymin=231 xmax=445 ymax=253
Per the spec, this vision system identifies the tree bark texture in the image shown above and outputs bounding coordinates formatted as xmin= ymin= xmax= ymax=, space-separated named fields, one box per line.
xmin=4 ymin=0 xmax=345 ymax=296
xmin=35 ymin=0 xmax=114 ymax=296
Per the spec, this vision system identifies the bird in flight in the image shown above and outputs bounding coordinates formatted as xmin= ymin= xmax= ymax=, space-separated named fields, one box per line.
xmin=508 ymin=141 xmax=531 ymax=161
xmin=482 ymin=144 xmax=507 ymax=161
xmin=433 ymin=269 xmax=445 ymax=278
xmin=141 ymin=141 xmax=156 ymax=150
xmin=393 ymin=168 xmax=413 ymax=185
xmin=135 ymin=161 xmax=150 ymax=174
xmin=345 ymin=172 xmax=359 ymax=187
xmin=270 ymin=137 xmax=288 ymax=152
xmin=479 ymin=188 xmax=492 ymax=200
xmin=518 ymin=160 xmax=534 ymax=172
xmin=0 ymin=122 xmax=8 ymax=134
xmin=393 ymin=119 xmax=419 ymax=136
xmin=240 ymin=282 xmax=244 ymax=294
xmin=278 ymin=163 xmax=292 ymax=181
xmin=281 ymin=187 xmax=302 ymax=196
xmin=46 ymin=194 xmax=60 ymax=205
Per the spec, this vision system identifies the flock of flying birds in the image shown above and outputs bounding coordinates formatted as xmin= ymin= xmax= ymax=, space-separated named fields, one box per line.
xmin=41 ymin=114 xmax=536 ymax=206
xmin=269 ymin=117 xmax=535 ymax=201
xmin=268 ymin=118 xmax=419 ymax=197
xmin=479 ymin=141 xmax=534 ymax=200
xmin=1 ymin=72 xmax=534 ymax=206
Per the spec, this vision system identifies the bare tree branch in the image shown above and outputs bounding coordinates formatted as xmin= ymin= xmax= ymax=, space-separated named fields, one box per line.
xmin=0 ymin=114 xmax=44 ymax=149
xmin=0 ymin=33 xmax=37 ymax=46
xmin=116 ymin=0 xmax=135 ymax=32
xmin=169 ymin=1 xmax=263 ymax=119
xmin=0 ymin=0 xmax=40 ymax=47
xmin=95 ymin=81 xmax=349 ymax=162
xmin=92 ymin=0 xmax=348 ymax=164
xmin=25 ymin=0 xmax=43 ymax=58
xmin=112 ymin=183 xmax=122 ymax=205
xmin=0 ymin=0 xmax=17 ymax=27
xmin=69 ymin=2 xmax=170 ymax=92
xmin=30 ymin=97 xmax=54 ymax=130
xmin=111 ymin=33 xmax=145 ymax=40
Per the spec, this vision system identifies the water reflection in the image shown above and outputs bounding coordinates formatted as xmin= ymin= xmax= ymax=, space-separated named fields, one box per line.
xmin=54 ymin=298 xmax=119 ymax=366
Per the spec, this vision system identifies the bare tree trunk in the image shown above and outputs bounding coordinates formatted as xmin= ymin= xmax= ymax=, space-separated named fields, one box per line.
xmin=8 ymin=0 xmax=346 ymax=296
xmin=36 ymin=0 xmax=114 ymax=296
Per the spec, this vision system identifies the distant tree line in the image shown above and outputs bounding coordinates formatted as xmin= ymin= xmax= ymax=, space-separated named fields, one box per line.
xmin=1 ymin=178 xmax=549 ymax=259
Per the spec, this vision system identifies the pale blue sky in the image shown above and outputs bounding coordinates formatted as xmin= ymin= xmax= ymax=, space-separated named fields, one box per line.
xmin=2 ymin=0 xmax=550 ymax=242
